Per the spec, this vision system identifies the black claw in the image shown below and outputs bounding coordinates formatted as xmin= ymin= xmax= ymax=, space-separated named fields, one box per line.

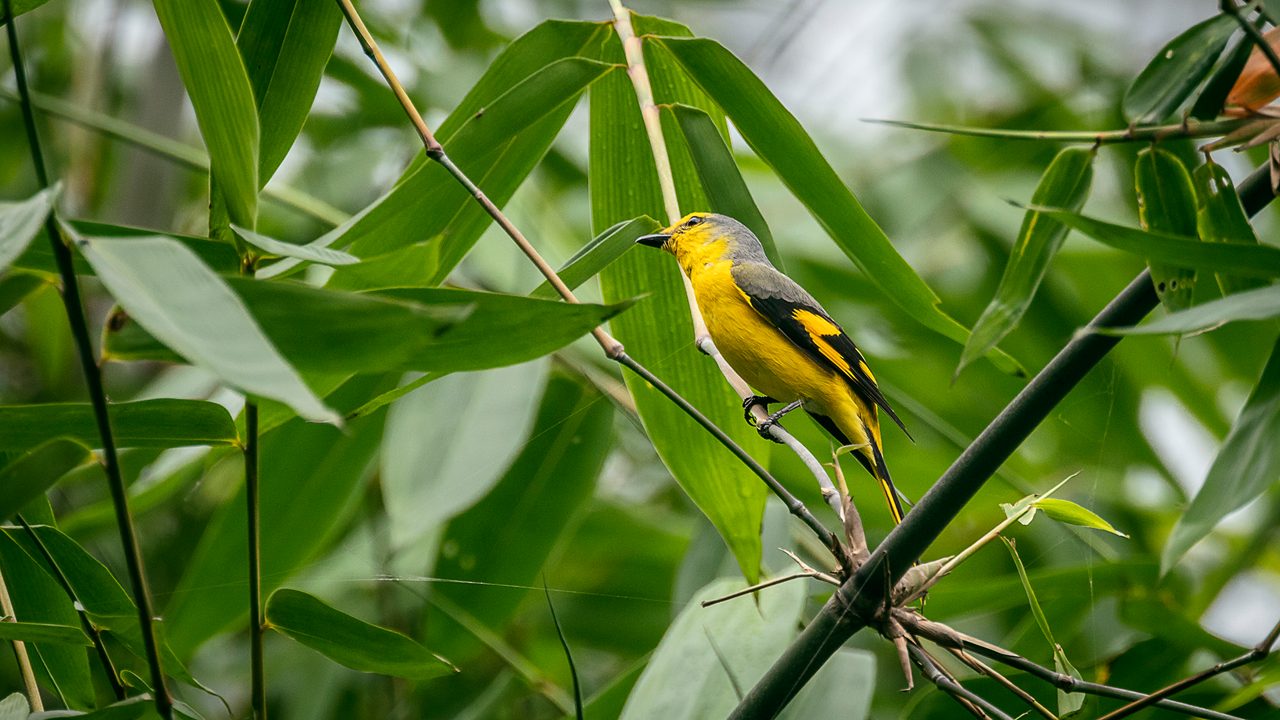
xmin=742 ymin=395 xmax=774 ymax=425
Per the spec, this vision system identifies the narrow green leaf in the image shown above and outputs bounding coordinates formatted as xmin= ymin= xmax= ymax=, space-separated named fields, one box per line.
xmin=1163 ymin=337 xmax=1280 ymax=571
xmin=1025 ymin=206 xmax=1280 ymax=278
xmin=233 ymin=225 xmax=357 ymax=266
xmin=530 ymin=217 xmax=661 ymax=298
xmin=1123 ymin=14 xmax=1238 ymax=124
xmin=1032 ymin=498 xmax=1128 ymax=537
xmin=0 ymin=533 xmax=93 ymax=709
xmin=78 ymin=235 xmax=337 ymax=423
xmin=592 ymin=14 xmax=767 ymax=582
xmin=1190 ymin=32 xmax=1255 ymax=119
xmin=0 ymin=399 xmax=237 ymax=450
xmin=0 ymin=438 xmax=91 ymax=521
xmin=1002 ymin=537 xmax=1085 ymax=715
xmin=47 ymin=695 xmax=154 ymax=719
xmin=430 ymin=374 xmax=612 ymax=661
xmin=0 ymin=186 xmax=57 ymax=274
xmin=0 ymin=273 xmax=48 ymax=316
xmin=1135 ymin=147 xmax=1201 ymax=310
xmin=106 ymin=281 xmax=627 ymax=375
xmin=619 ymin=577 xmax=805 ymax=719
xmin=1194 ymin=159 xmax=1267 ymax=295
xmin=265 ymin=588 xmax=456 ymax=680
xmin=0 ymin=621 xmax=89 ymax=646
xmin=236 ymin=0 xmax=342 ymax=184
xmin=669 ymin=103 xmax=781 ymax=268
xmin=658 ymin=35 xmax=1021 ymax=374
xmin=1097 ymin=282 xmax=1280 ymax=336
xmin=152 ymin=0 xmax=259 ymax=226
xmin=261 ymin=55 xmax=615 ymax=282
xmin=324 ymin=240 xmax=440 ymax=292
xmin=958 ymin=147 xmax=1095 ymax=377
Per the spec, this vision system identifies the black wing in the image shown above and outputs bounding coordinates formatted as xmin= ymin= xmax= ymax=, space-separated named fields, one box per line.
xmin=732 ymin=262 xmax=910 ymax=437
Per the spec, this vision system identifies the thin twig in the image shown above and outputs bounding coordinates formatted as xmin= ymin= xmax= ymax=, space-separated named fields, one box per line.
xmin=0 ymin=567 xmax=42 ymax=712
xmin=909 ymin=642 xmax=1010 ymax=720
xmin=3 ymin=5 xmax=172 ymax=717
xmin=331 ymin=0 xmax=848 ymax=572
xmin=905 ymin=622 xmax=1246 ymax=720
xmin=606 ymin=1 xmax=848 ymax=523
xmin=1095 ymin=616 xmax=1280 ymax=720
xmin=946 ymin=646 xmax=1057 ymax=720
xmin=16 ymin=516 xmax=125 ymax=700
xmin=867 ymin=117 xmax=1251 ymax=144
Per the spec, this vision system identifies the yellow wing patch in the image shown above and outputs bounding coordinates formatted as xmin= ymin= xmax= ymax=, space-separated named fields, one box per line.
xmin=792 ymin=309 xmax=854 ymax=377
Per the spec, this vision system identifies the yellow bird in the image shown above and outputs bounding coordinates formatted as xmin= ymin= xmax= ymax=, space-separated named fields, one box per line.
xmin=637 ymin=212 xmax=912 ymax=523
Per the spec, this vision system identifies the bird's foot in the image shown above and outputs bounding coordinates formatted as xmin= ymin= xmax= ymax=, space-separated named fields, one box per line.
xmin=756 ymin=399 xmax=804 ymax=441
xmin=742 ymin=395 xmax=775 ymax=425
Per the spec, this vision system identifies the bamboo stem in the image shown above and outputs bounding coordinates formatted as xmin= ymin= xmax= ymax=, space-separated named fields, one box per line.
xmin=0 ymin=568 xmax=42 ymax=712
xmin=606 ymin=1 xmax=848 ymax=523
xmin=3 ymin=5 xmax=173 ymax=717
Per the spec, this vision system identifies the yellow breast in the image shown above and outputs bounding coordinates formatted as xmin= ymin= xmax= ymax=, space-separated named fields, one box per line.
xmin=689 ymin=260 xmax=846 ymax=415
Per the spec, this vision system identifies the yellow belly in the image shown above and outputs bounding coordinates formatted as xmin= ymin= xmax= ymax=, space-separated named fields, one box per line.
xmin=692 ymin=261 xmax=848 ymax=417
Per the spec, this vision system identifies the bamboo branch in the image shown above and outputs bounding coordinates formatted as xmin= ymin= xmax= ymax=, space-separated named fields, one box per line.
xmin=245 ymin=401 xmax=265 ymax=719
xmin=1095 ymin=616 xmax=1280 ymax=720
xmin=945 ymin=647 xmax=1057 ymax=720
xmin=3 ymin=6 xmax=173 ymax=717
xmin=0 ymin=567 xmax=42 ymax=712
xmin=909 ymin=643 xmax=1011 ymax=720
xmin=331 ymin=0 xmax=847 ymax=571
xmin=606 ymin=1 xmax=848 ymax=523
xmin=728 ymin=163 xmax=1277 ymax=719
xmin=866 ymin=117 xmax=1251 ymax=144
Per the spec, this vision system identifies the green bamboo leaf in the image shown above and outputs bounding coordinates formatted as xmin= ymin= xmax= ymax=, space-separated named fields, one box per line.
xmin=232 ymin=225 xmax=357 ymax=266
xmin=1190 ymin=32 xmax=1255 ymax=119
xmin=1024 ymin=206 xmax=1280 ymax=278
xmin=261 ymin=50 xmax=615 ymax=282
xmin=619 ymin=577 xmax=805 ymax=719
xmin=0 ymin=273 xmax=48 ymax=316
xmin=1194 ymin=159 xmax=1266 ymax=295
xmin=106 ymin=280 xmax=627 ymax=375
xmin=669 ymin=103 xmax=781 ymax=268
xmin=1123 ymin=14 xmax=1238 ymax=124
xmin=0 ymin=399 xmax=237 ymax=450
xmin=236 ymin=0 xmax=342 ymax=185
xmin=1097 ymin=282 xmax=1280 ymax=336
xmin=592 ymin=13 xmax=766 ymax=582
xmin=6 ymin=525 xmax=214 ymax=697
xmin=0 ymin=185 xmax=56 ymax=274
xmin=430 ymin=374 xmax=612 ymax=661
xmin=1031 ymin=498 xmax=1128 ymax=537
xmin=164 ymin=385 xmax=385 ymax=655
xmin=1002 ymin=537 xmax=1085 ymax=716
xmin=1135 ymin=147 xmax=1201 ymax=310
xmin=958 ymin=147 xmax=1095 ymax=378
xmin=152 ymin=0 xmax=259 ymax=227
xmin=658 ymin=34 xmax=1021 ymax=375
xmin=1163 ymin=337 xmax=1280 ymax=571
xmin=530 ymin=217 xmax=661 ymax=298
xmin=78 ymin=235 xmax=337 ymax=423
xmin=0 ymin=438 xmax=91 ymax=521
xmin=45 ymin=695 xmax=155 ymax=719
xmin=324 ymin=240 xmax=440 ymax=292
xmin=0 ymin=533 xmax=93 ymax=709
xmin=0 ymin=621 xmax=89 ymax=646
xmin=265 ymin=588 xmax=456 ymax=680
xmin=15 ymin=219 xmax=241 ymax=277
xmin=779 ymin=650 xmax=875 ymax=720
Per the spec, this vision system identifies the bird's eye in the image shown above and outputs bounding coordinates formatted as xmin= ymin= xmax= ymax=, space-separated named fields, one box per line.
xmin=685 ymin=216 xmax=704 ymax=228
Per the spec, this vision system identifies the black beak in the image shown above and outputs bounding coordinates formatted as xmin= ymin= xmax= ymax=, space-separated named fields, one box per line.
xmin=635 ymin=233 xmax=670 ymax=248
